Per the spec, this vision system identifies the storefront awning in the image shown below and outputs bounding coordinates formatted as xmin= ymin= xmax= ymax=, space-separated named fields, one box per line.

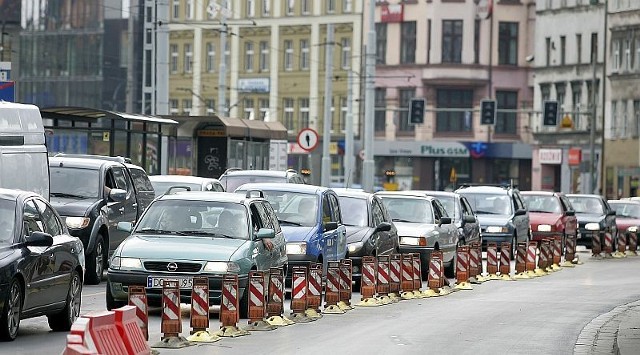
xmin=40 ymin=106 xmax=179 ymax=125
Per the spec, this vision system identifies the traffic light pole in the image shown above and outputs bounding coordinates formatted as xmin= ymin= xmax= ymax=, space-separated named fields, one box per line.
xmin=589 ymin=47 xmax=597 ymax=194
xmin=362 ymin=0 xmax=376 ymax=192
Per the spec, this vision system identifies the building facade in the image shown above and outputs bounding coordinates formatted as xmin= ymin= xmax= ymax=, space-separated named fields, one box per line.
xmin=167 ymin=0 xmax=363 ymax=184
xmin=368 ymin=0 xmax=535 ymax=190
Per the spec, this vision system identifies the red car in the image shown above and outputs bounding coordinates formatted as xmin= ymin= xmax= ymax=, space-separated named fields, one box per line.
xmin=521 ymin=191 xmax=578 ymax=247
xmin=608 ymin=199 xmax=640 ymax=237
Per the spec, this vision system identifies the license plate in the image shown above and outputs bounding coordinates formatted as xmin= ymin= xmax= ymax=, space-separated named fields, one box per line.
xmin=147 ymin=276 xmax=193 ymax=289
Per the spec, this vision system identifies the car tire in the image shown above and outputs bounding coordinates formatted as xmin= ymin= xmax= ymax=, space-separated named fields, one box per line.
xmin=85 ymin=235 xmax=105 ymax=285
xmin=0 ymin=279 xmax=22 ymax=341
xmin=105 ymin=282 xmax=126 ymax=311
xmin=48 ymin=270 xmax=82 ymax=331
xmin=239 ymin=281 xmax=249 ymax=319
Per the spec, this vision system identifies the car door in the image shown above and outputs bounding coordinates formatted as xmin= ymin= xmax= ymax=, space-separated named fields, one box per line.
xmin=34 ymin=198 xmax=74 ymax=303
xmin=370 ymin=198 xmax=392 ymax=255
xmin=21 ymin=199 xmax=56 ymax=311
xmin=261 ymin=201 xmax=287 ymax=267
xmin=107 ymin=166 xmax=138 ymax=252
xmin=602 ymin=198 xmax=617 ymax=237
xmin=248 ymin=202 xmax=271 ymax=270
xmin=329 ymin=193 xmax=347 ymax=260
xmin=320 ymin=194 xmax=338 ymax=265
xmin=559 ymin=195 xmax=578 ymax=237
xmin=460 ymin=196 xmax=480 ymax=244
xmin=127 ymin=166 xmax=155 ymax=216
xmin=378 ymin=197 xmax=399 ymax=252
xmin=433 ymin=200 xmax=457 ymax=248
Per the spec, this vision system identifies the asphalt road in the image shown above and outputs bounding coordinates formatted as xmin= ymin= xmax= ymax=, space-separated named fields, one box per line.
xmin=5 ymin=248 xmax=640 ymax=355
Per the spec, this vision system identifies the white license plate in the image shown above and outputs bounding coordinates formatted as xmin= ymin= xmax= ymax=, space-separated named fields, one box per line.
xmin=147 ymin=276 xmax=193 ymax=289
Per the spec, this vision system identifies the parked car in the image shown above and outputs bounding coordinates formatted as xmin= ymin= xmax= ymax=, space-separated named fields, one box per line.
xmin=566 ymin=194 xmax=617 ymax=249
xmin=234 ymin=183 xmax=347 ymax=277
xmin=456 ymin=185 xmax=530 ymax=257
xmin=521 ymin=191 xmax=577 ymax=249
xmin=374 ymin=191 xmax=457 ymax=278
xmin=218 ymin=168 xmax=305 ymax=192
xmin=106 ymin=191 xmax=287 ymax=318
xmin=49 ymin=155 xmax=155 ymax=285
xmin=149 ymin=175 xmax=225 ymax=197
xmin=333 ymin=188 xmax=399 ymax=284
xmin=0 ymin=188 xmax=85 ymax=341
xmin=411 ymin=190 xmax=480 ymax=247
xmin=608 ymin=199 xmax=640 ymax=240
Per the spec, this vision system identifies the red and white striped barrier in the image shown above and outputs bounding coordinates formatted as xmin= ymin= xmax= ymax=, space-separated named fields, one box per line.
xmin=591 ymin=231 xmax=602 ymax=257
xmin=265 ymin=267 xmax=294 ymax=326
xmin=514 ymin=242 xmax=530 ymax=279
xmin=614 ymin=231 xmax=628 ymax=258
xmin=628 ymin=231 xmax=638 ymax=256
xmin=499 ymin=242 xmax=514 ymax=281
xmin=389 ymin=254 xmax=402 ymax=295
xmin=114 ymin=306 xmax=151 ymax=355
xmin=468 ymin=243 xmax=479 ymax=280
xmin=338 ymin=259 xmax=353 ymax=310
xmin=425 ymin=251 xmax=445 ymax=297
xmin=562 ymin=234 xmax=578 ymax=266
xmin=215 ymin=274 xmax=249 ymax=337
xmin=323 ymin=261 xmax=345 ymax=314
xmin=306 ymin=263 xmax=323 ymax=315
xmin=526 ymin=241 xmax=538 ymax=276
xmin=376 ymin=255 xmax=391 ymax=297
xmin=357 ymin=256 xmax=380 ymax=306
xmin=486 ymin=243 xmax=499 ymax=279
xmin=551 ymin=238 xmax=562 ymax=268
xmin=84 ymin=311 xmax=129 ymax=354
xmin=161 ymin=280 xmax=182 ymax=339
xmin=243 ymin=270 xmax=277 ymax=331
xmin=190 ymin=277 xmax=209 ymax=334
xmin=400 ymin=254 xmax=414 ymax=296
xmin=603 ymin=232 xmax=614 ymax=258
xmin=411 ymin=253 xmax=422 ymax=295
xmin=128 ymin=286 xmax=148 ymax=341
xmin=454 ymin=246 xmax=472 ymax=290
xmin=290 ymin=266 xmax=316 ymax=322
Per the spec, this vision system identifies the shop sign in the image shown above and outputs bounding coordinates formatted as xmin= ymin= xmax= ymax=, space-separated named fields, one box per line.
xmin=374 ymin=141 xmax=469 ymax=157
xmin=381 ymin=4 xmax=403 ymax=23
xmin=539 ymin=148 xmax=562 ymax=164
xmin=238 ymin=78 xmax=270 ymax=93
xmin=568 ymin=148 xmax=581 ymax=166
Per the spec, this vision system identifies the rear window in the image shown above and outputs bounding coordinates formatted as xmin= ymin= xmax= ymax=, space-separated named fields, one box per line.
xmin=222 ymin=175 xmax=286 ymax=192
xmin=568 ymin=196 xmax=604 ymax=214
xmin=50 ymin=167 xmax=100 ymax=199
xmin=459 ymin=193 xmax=512 ymax=216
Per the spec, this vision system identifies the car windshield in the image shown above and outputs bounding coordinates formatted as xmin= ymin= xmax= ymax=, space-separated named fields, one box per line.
xmin=522 ymin=195 xmax=561 ymax=213
xmin=379 ymin=197 xmax=434 ymax=224
xmin=0 ymin=199 xmax=16 ymax=244
xmin=610 ymin=203 xmax=640 ymax=218
xmin=135 ymin=199 xmax=249 ymax=239
xmin=150 ymin=181 xmax=203 ymax=197
xmin=50 ymin=167 xmax=100 ymax=199
xmin=237 ymin=190 xmax=318 ymax=227
xmin=223 ymin=176 xmax=285 ymax=192
xmin=338 ymin=196 xmax=368 ymax=227
xmin=568 ymin=196 xmax=604 ymax=214
xmin=461 ymin=193 xmax=512 ymax=215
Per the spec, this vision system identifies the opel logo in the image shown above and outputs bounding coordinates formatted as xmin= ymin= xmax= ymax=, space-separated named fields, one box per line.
xmin=166 ymin=262 xmax=178 ymax=272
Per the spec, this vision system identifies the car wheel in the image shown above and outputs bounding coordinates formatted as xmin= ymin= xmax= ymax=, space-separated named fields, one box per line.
xmin=0 ymin=279 xmax=22 ymax=341
xmin=85 ymin=235 xmax=105 ymax=285
xmin=105 ymin=282 xmax=126 ymax=311
xmin=48 ymin=270 xmax=82 ymax=331
xmin=239 ymin=281 xmax=249 ymax=319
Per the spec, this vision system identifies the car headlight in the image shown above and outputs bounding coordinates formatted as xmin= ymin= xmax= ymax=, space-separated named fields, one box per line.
xmin=628 ymin=226 xmax=638 ymax=233
xmin=204 ymin=261 xmax=240 ymax=273
xmin=65 ymin=217 xmax=91 ymax=229
xmin=110 ymin=257 xmax=142 ymax=270
xmin=348 ymin=242 xmax=364 ymax=253
xmin=286 ymin=242 xmax=307 ymax=255
xmin=585 ymin=223 xmax=601 ymax=231
xmin=486 ymin=226 xmax=508 ymax=233
xmin=399 ymin=236 xmax=426 ymax=246
xmin=537 ymin=224 xmax=552 ymax=232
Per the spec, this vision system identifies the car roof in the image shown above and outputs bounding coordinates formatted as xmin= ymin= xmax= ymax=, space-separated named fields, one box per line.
xmin=0 ymin=188 xmax=37 ymax=201
xmin=222 ymin=169 xmax=294 ymax=177
xmin=410 ymin=190 xmax=458 ymax=198
xmin=49 ymin=156 xmax=121 ymax=169
xmin=609 ymin=199 xmax=640 ymax=204
xmin=521 ymin=191 xmax=558 ymax=196
xmin=333 ymin=188 xmax=372 ymax=199
xmin=149 ymin=175 xmax=219 ymax=183
xmin=566 ymin=194 xmax=602 ymax=198
xmin=455 ymin=185 xmax=511 ymax=194
xmin=157 ymin=191 xmax=255 ymax=204
xmin=375 ymin=191 xmax=437 ymax=201
xmin=235 ymin=182 xmax=330 ymax=194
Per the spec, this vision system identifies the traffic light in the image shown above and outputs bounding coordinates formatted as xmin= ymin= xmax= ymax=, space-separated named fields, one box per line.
xmin=480 ymin=100 xmax=496 ymax=125
xmin=543 ymin=101 xmax=559 ymax=126
xmin=409 ymin=98 xmax=425 ymax=125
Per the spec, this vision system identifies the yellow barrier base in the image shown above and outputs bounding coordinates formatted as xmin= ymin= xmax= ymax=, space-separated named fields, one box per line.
xmin=499 ymin=274 xmax=515 ymax=281
xmin=514 ymin=272 xmax=530 ymax=280
xmin=534 ymin=268 xmax=548 ymax=276
xmin=337 ymin=301 xmax=353 ymax=311
xmin=213 ymin=326 xmax=250 ymax=338
xmin=488 ymin=274 xmax=501 ymax=281
xmin=612 ymin=251 xmax=626 ymax=259
xmin=438 ymin=287 xmax=452 ymax=296
xmin=400 ymin=291 xmax=416 ymax=300
xmin=304 ymin=309 xmax=323 ymax=319
xmin=243 ymin=320 xmax=277 ymax=331
xmin=376 ymin=295 xmax=392 ymax=305
xmin=454 ymin=281 xmax=473 ymax=290
xmin=626 ymin=251 xmax=638 ymax=256
xmin=475 ymin=275 xmax=489 ymax=283
xmin=412 ymin=290 xmax=425 ymax=299
xmin=187 ymin=330 xmax=220 ymax=342
xmin=266 ymin=315 xmax=295 ymax=326
xmin=551 ymin=264 xmax=562 ymax=271
xmin=422 ymin=289 xmax=439 ymax=297
xmin=322 ymin=305 xmax=346 ymax=315
xmin=560 ymin=261 xmax=575 ymax=268
xmin=356 ymin=297 xmax=381 ymax=307
xmin=525 ymin=270 xmax=538 ymax=278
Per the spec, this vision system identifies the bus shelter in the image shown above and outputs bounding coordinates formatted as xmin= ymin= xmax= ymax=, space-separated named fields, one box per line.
xmin=40 ymin=106 xmax=178 ymax=175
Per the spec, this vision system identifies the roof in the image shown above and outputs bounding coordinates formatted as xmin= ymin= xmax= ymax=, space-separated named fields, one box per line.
xmin=566 ymin=194 xmax=601 ymax=198
xmin=455 ymin=185 xmax=511 ymax=194
xmin=0 ymin=188 xmax=35 ymax=201
xmin=222 ymin=169 xmax=292 ymax=177
xmin=374 ymin=191 xmax=436 ymax=201
xmin=333 ymin=188 xmax=372 ymax=199
xmin=49 ymin=156 xmax=122 ymax=169
xmin=158 ymin=191 xmax=249 ymax=203
xmin=521 ymin=191 xmax=557 ymax=196
xmin=149 ymin=175 xmax=220 ymax=184
xmin=166 ymin=115 xmax=287 ymax=139
xmin=609 ymin=199 xmax=640 ymax=204
xmin=40 ymin=106 xmax=179 ymax=125
xmin=235 ymin=183 xmax=328 ymax=195
xmin=410 ymin=190 xmax=457 ymax=198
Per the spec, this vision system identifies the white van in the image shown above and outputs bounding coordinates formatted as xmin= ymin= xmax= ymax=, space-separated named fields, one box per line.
xmin=0 ymin=101 xmax=50 ymax=199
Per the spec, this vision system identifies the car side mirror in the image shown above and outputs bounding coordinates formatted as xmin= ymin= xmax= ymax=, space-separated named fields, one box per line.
xmin=256 ymin=228 xmax=275 ymax=239
xmin=26 ymin=231 xmax=53 ymax=247
xmin=109 ymin=188 xmax=127 ymax=202
xmin=374 ymin=222 xmax=392 ymax=233
xmin=117 ymin=221 xmax=133 ymax=232
xmin=324 ymin=221 xmax=338 ymax=232
xmin=515 ymin=209 xmax=527 ymax=216
xmin=565 ymin=210 xmax=575 ymax=216
xmin=463 ymin=215 xmax=476 ymax=223
xmin=440 ymin=217 xmax=452 ymax=225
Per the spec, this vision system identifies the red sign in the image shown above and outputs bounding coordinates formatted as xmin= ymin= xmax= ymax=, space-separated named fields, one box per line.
xmin=381 ymin=4 xmax=403 ymax=23
xmin=568 ymin=148 xmax=582 ymax=166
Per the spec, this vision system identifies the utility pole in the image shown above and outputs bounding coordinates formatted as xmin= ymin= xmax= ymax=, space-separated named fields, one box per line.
xmin=321 ymin=24 xmax=335 ymax=188
xmin=125 ymin=2 xmax=135 ymax=113
xmin=362 ymin=0 xmax=376 ymax=192
xmin=589 ymin=48 xmax=597 ymax=194
xmin=600 ymin=0 xmax=608 ymax=196
xmin=217 ymin=0 xmax=228 ymax=116
xmin=344 ymin=70 xmax=354 ymax=187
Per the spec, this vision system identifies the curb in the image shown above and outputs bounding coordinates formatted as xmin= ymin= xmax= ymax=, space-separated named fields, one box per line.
xmin=574 ymin=300 xmax=640 ymax=355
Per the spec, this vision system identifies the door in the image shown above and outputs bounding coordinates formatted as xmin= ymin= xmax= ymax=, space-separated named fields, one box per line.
xmin=107 ymin=167 xmax=138 ymax=252
xmin=321 ymin=194 xmax=338 ymax=265
xmin=512 ymin=192 xmax=529 ymax=242
xmin=127 ymin=167 xmax=155 ymax=216
xmin=371 ymin=198 xmax=392 ymax=255
xmin=433 ymin=200 xmax=457 ymax=250
xmin=328 ymin=194 xmax=347 ymax=259
xmin=460 ymin=197 xmax=480 ymax=244
xmin=261 ymin=201 xmax=287 ymax=267
xmin=249 ymin=202 xmax=271 ymax=270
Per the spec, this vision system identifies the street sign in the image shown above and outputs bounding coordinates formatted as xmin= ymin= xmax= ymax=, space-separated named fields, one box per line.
xmin=297 ymin=128 xmax=319 ymax=152
xmin=0 ymin=81 xmax=15 ymax=102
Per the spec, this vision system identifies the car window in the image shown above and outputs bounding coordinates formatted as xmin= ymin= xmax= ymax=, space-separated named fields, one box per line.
xmin=559 ymin=196 xmax=573 ymax=213
xmin=435 ymin=196 xmax=457 ymax=219
xmin=34 ymin=199 xmax=63 ymax=237
xmin=522 ymin=195 xmax=562 ymax=213
xmin=223 ymin=175 xmax=285 ymax=192
xmin=338 ymin=196 xmax=368 ymax=227
xmin=248 ymin=190 xmax=318 ymax=227
xmin=461 ymin=197 xmax=474 ymax=218
xmin=262 ymin=201 xmax=282 ymax=233
xmin=23 ymin=200 xmax=44 ymax=236
xmin=0 ymin=199 xmax=17 ymax=243
xmin=568 ymin=196 xmax=604 ymax=214
xmin=50 ymin=167 xmax=100 ymax=199
xmin=249 ymin=202 xmax=267 ymax=234
xmin=328 ymin=194 xmax=342 ymax=224
xmin=434 ymin=199 xmax=449 ymax=218
xmin=461 ymin=193 xmax=512 ymax=215
xmin=322 ymin=195 xmax=332 ymax=223
xmin=129 ymin=168 xmax=154 ymax=193
xmin=377 ymin=197 xmax=393 ymax=223
xmin=371 ymin=200 xmax=385 ymax=227
xmin=380 ymin=196 xmax=435 ymax=224
xmin=611 ymin=203 xmax=640 ymax=218
xmin=111 ymin=167 xmax=133 ymax=198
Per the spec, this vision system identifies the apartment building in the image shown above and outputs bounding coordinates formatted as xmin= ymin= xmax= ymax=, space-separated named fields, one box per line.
xmin=369 ymin=0 xmax=535 ymax=190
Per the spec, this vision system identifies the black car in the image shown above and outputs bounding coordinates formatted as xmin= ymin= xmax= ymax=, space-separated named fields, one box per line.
xmin=334 ymin=189 xmax=398 ymax=283
xmin=413 ymin=191 xmax=480 ymax=246
xmin=567 ymin=194 xmax=617 ymax=249
xmin=0 ymin=189 xmax=84 ymax=341
xmin=49 ymin=155 xmax=155 ymax=285
xmin=218 ymin=168 xmax=305 ymax=192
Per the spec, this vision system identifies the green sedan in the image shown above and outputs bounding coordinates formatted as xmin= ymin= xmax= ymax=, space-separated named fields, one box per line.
xmin=106 ymin=191 xmax=287 ymax=318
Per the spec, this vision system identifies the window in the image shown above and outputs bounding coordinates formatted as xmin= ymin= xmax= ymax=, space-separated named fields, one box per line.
xmin=591 ymin=33 xmax=598 ymax=63
xmin=572 ymin=82 xmax=582 ymax=124
xmin=262 ymin=0 xmax=270 ymax=16
xmin=206 ymin=42 xmax=215 ymax=72
xmin=302 ymin=0 xmax=311 ymax=14
xmin=442 ymin=20 xmax=463 ymax=63
xmin=576 ymin=34 xmax=582 ymax=64
xmin=284 ymin=98 xmax=295 ymax=131
xmin=625 ymin=39 xmax=631 ymax=71
xmin=498 ymin=22 xmax=518 ymax=65
xmin=401 ymin=22 xmax=416 ymax=64
xmin=172 ymin=0 xmax=179 ymax=19
xmin=474 ymin=19 xmax=480 ymax=64
xmin=185 ymin=0 xmax=194 ymax=19
xmin=170 ymin=44 xmax=178 ymax=73
xmin=259 ymin=99 xmax=269 ymax=120
xmin=636 ymin=38 xmax=640 ymax=71
xmin=545 ymin=37 xmax=551 ymax=66
xmin=339 ymin=97 xmax=348 ymax=132
xmin=246 ymin=0 xmax=255 ymax=17
xmin=243 ymin=98 xmax=254 ymax=120
xmin=259 ymin=41 xmax=269 ymax=72
xmin=300 ymin=98 xmax=310 ymax=127
xmin=183 ymin=99 xmax=192 ymax=115
xmin=23 ymin=200 xmax=44 ymax=236
xmin=556 ymin=83 xmax=566 ymax=112
xmin=375 ymin=88 xmax=386 ymax=132
xmin=560 ymin=36 xmax=566 ymax=65
xmin=436 ymin=89 xmax=473 ymax=133
xmin=327 ymin=0 xmax=335 ymax=13
xmin=300 ymin=39 xmax=309 ymax=70
xmin=284 ymin=40 xmax=293 ymax=70
xmin=376 ymin=23 xmax=387 ymax=64
xmin=341 ymin=38 xmax=351 ymax=69
xmin=170 ymin=99 xmax=179 ymax=114
xmin=286 ymin=0 xmax=294 ymax=15
xmin=245 ymin=41 xmax=254 ymax=72
xmin=495 ymin=91 xmax=518 ymax=134
xmin=633 ymin=100 xmax=640 ymax=137
xmin=343 ymin=0 xmax=352 ymax=12
xmin=398 ymin=89 xmax=416 ymax=132
xmin=613 ymin=40 xmax=620 ymax=72
xmin=205 ymin=99 xmax=215 ymax=115
xmin=611 ymin=101 xmax=618 ymax=138
xmin=34 ymin=199 xmax=63 ymax=237
xmin=184 ymin=44 xmax=193 ymax=73
xmin=427 ymin=19 xmax=432 ymax=64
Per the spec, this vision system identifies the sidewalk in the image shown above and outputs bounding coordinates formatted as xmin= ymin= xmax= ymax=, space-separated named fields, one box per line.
xmin=574 ymin=299 xmax=640 ymax=354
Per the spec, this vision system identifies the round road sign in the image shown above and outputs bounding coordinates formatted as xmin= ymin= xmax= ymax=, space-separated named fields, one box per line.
xmin=297 ymin=128 xmax=319 ymax=152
